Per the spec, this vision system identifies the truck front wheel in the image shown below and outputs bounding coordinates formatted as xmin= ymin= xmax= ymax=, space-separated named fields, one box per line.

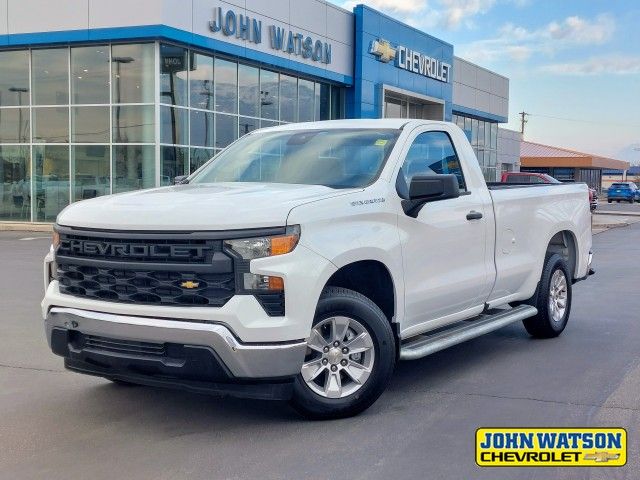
xmin=523 ymin=253 xmax=572 ymax=338
xmin=290 ymin=287 xmax=396 ymax=419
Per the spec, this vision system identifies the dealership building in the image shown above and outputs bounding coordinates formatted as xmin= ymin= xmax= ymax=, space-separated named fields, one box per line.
xmin=0 ymin=0 xmax=512 ymax=223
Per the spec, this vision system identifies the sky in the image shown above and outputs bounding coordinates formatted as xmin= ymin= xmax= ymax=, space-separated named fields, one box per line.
xmin=328 ymin=0 xmax=640 ymax=164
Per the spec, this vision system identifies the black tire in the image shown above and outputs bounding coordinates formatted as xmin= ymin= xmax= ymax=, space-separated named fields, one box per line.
xmin=607 ymin=199 xmax=612 ymax=203
xmin=522 ymin=253 xmax=572 ymax=338
xmin=290 ymin=287 xmax=396 ymax=420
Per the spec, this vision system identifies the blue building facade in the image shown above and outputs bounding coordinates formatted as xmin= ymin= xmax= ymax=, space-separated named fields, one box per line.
xmin=349 ymin=5 xmax=454 ymax=121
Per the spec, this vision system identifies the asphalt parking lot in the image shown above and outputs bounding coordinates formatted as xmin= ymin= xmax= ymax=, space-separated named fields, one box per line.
xmin=598 ymin=200 xmax=640 ymax=213
xmin=1 ymin=226 xmax=639 ymax=480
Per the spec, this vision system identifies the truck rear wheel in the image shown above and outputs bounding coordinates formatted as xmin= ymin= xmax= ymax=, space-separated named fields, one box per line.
xmin=523 ymin=253 xmax=572 ymax=338
xmin=290 ymin=287 xmax=396 ymax=420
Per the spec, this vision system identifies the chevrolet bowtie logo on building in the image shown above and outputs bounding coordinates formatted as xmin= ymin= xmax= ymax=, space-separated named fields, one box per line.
xmin=369 ymin=39 xmax=396 ymax=63
xmin=583 ymin=451 xmax=621 ymax=463
xmin=180 ymin=281 xmax=200 ymax=289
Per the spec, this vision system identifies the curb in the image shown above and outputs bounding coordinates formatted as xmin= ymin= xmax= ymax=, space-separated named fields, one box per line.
xmin=0 ymin=222 xmax=53 ymax=232
xmin=594 ymin=210 xmax=640 ymax=217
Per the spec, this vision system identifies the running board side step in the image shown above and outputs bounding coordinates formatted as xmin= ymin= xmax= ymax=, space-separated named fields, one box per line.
xmin=399 ymin=305 xmax=538 ymax=361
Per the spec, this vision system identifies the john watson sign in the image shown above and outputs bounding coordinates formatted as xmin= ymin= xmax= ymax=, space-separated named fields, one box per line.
xmin=370 ymin=38 xmax=451 ymax=83
xmin=208 ymin=7 xmax=332 ymax=65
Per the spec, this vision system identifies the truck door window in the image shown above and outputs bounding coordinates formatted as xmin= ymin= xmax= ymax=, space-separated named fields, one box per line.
xmin=400 ymin=131 xmax=467 ymax=191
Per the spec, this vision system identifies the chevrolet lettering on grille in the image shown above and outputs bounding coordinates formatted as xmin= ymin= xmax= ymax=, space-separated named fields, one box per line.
xmin=62 ymin=240 xmax=211 ymax=260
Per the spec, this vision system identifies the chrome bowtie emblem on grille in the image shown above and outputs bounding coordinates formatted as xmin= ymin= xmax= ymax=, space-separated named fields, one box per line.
xmin=583 ymin=451 xmax=621 ymax=463
xmin=369 ymin=39 xmax=396 ymax=63
xmin=180 ymin=280 xmax=200 ymax=289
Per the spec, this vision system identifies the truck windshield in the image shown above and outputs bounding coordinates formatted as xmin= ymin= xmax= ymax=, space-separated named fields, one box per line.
xmin=189 ymin=128 xmax=400 ymax=189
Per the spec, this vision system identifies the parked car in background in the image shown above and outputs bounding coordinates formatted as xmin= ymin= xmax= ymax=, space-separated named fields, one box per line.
xmin=607 ymin=182 xmax=639 ymax=203
xmin=501 ymin=172 xmax=561 ymax=184
xmin=501 ymin=172 xmax=597 ymax=211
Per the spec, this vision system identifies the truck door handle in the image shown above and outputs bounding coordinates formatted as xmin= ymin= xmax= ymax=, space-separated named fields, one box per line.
xmin=466 ymin=210 xmax=483 ymax=220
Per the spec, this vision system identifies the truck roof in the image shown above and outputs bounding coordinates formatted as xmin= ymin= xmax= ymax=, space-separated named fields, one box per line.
xmin=260 ymin=118 xmax=453 ymax=131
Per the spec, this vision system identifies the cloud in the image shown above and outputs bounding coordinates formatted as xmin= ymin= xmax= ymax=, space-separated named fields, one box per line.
xmin=546 ymin=14 xmax=615 ymax=44
xmin=458 ymin=13 xmax=616 ymax=64
xmin=540 ymin=55 xmax=640 ymax=75
xmin=439 ymin=0 xmax=497 ymax=29
xmin=340 ymin=0 xmax=427 ymax=14
xmin=338 ymin=0 xmax=500 ymax=30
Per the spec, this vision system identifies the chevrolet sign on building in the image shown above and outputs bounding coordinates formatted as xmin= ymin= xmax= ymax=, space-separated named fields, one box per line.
xmin=370 ymin=39 xmax=451 ymax=83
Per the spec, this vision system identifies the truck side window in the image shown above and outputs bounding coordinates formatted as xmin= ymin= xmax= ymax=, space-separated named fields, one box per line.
xmin=400 ymin=131 xmax=467 ymax=191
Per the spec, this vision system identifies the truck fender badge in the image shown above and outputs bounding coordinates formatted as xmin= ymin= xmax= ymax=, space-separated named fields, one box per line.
xmin=351 ymin=198 xmax=385 ymax=207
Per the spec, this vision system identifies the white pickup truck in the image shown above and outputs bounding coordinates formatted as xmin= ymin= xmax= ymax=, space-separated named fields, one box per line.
xmin=43 ymin=119 xmax=593 ymax=419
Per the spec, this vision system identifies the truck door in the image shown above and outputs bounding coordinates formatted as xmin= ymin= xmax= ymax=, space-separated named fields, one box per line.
xmin=396 ymin=129 xmax=490 ymax=336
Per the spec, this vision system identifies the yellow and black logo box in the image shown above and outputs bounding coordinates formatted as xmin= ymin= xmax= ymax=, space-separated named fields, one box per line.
xmin=476 ymin=428 xmax=627 ymax=467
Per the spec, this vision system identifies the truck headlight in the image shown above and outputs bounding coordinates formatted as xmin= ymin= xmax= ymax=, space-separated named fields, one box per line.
xmin=225 ymin=225 xmax=300 ymax=260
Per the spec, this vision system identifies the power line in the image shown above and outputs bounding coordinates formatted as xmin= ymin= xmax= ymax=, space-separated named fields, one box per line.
xmin=525 ymin=113 xmax=640 ymax=129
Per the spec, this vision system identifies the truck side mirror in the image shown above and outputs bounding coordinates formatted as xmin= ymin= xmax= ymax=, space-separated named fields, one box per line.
xmin=400 ymin=174 xmax=460 ymax=217
xmin=174 ymin=175 xmax=189 ymax=185
xmin=409 ymin=174 xmax=460 ymax=202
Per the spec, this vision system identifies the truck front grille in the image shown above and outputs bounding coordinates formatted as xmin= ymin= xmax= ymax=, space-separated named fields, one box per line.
xmin=56 ymin=229 xmax=236 ymax=308
xmin=57 ymin=263 xmax=235 ymax=307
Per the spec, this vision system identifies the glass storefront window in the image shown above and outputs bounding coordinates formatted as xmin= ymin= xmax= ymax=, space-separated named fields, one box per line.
xmin=0 ymin=108 xmax=30 ymax=143
xmin=280 ymin=74 xmax=297 ymax=122
xmin=71 ymin=45 xmax=110 ymax=104
xmin=485 ymin=122 xmax=491 ymax=149
xmin=317 ymin=83 xmax=330 ymax=120
xmin=71 ymin=145 xmax=110 ymax=201
xmin=112 ymin=105 xmax=154 ymax=143
xmin=190 ymin=53 xmax=214 ymax=110
xmin=33 ymin=107 xmax=69 ymax=143
xmin=260 ymin=70 xmax=278 ymax=120
xmin=190 ymin=110 xmax=214 ymax=147
xmin=160 ymin=106 xmax=188 ymax=145
xmin=214 ymin=58 xmax=237 ymax=114
xmin=491 ymin=123 xmax=498 ymax=149
xmin=298 ymin=78 xmax=314 ymax=122
xmin=160 ymin=44 xmax=188 ymax=106
xmin=0 ymin=42 xmax=344 ymax=222
xmin=239 ymin=64 xmax=259 ymax=117
xmin=33 ymin=145 xmax=69 ymax=221
xmin=190 ymin=147 xmax=214 ymax=173
xmin=0 ymin=50 xmax=30 ymax=107
xmin=215 ymin=113 xmax=238 ymax=148
xmin=72 ymin=106 xmax=110 ymax=143
xmin=0 ymin=145 xmax=30 ymax=220
xmin=477 ymin=121 xmax=485 ymax=147
xmin=238 ymin=116 xmax=258 ymax=137
xmin=111 ymin=43 xmax=155 ymax=104
xmin=32 ymin=48 xmax=69 ymax=105
xmin=112 ymin=145 xmax=155 ymax=193
xmin=161 ymin=145 xmax=188 ymax=185
xmin=331 ymin=85 xmax=342 ymax=120
xmin=385 ymin=96 xmax=403 ymax=118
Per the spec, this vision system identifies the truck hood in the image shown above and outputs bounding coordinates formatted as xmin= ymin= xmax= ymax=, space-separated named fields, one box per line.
xmin=57 ymin=183 xmax=349 ymax=231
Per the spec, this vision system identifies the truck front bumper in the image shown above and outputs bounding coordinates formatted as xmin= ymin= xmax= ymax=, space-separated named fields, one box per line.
xmin=45 ymin=307 xmax=308 ymax=400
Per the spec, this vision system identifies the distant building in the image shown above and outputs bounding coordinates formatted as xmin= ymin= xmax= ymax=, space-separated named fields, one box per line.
xmin=497 ymin=128 xmax=522 ymax=175
xmin=520 ymin=141 xmax=629 ymax=192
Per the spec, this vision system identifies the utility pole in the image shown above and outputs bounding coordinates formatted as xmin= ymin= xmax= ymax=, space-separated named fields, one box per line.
xmin=519 ymin=111 xmax=528 ymax=135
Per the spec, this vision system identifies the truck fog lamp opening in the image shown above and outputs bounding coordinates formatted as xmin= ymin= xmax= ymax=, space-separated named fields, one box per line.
xmin=243 ymin=273 xmax=284 ymax=291
xmin=225 ymin=225 xmax=300 ymax=259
